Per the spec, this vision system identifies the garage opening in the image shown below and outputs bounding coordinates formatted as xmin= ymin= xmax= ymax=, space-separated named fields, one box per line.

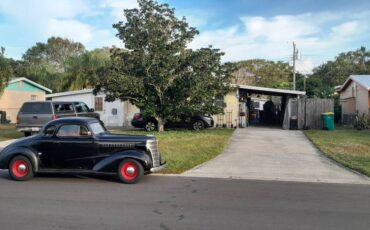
xmin=237 ymin=85 xmax=306 ymax=129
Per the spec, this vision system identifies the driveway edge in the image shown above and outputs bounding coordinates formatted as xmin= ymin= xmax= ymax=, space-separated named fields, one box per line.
xmin=303 ymin=131 xmax=370 ymax=180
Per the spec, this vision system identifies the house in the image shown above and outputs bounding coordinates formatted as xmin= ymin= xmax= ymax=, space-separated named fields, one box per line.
xmin=339 ymin=75 xmax=370 ymax=123
xmin=46 ymin=89 xmax=139 ymax=127
xmin=0 ymin=77 xmax=52 ymax=123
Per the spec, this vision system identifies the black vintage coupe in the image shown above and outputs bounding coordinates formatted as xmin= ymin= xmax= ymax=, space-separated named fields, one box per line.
xmin=0 ymin=117 xmax=166 ymax=183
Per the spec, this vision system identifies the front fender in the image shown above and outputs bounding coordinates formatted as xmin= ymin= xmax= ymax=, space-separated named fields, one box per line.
xmin=93 ymin=150 xmax=152 ymax=173
xmin=0 ymin=147 xmax=39 ymax=172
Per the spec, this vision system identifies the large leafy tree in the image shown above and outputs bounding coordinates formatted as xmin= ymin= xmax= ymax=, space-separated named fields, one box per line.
xmin=23 ymin=37 xmax=85 ymax=73
xmin=21 ymin=37 xmax=86 ymax=92
xmin=234 ymin=59 xmax=292 ymax=89
xmin=296 ymin=74 xmax=334 ymax=98
xmin=63 ymin=48 xmax=111 ymax=90
xmin=0 ymin=47 xmax=12 ymax=94
xmin=312 ymin=47 xmax=370 ymax=86
xmin=95 ymin=0 xmax=232 ymax=131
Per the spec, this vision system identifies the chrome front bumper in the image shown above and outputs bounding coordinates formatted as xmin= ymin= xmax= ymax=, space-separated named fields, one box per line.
xmin=150 ymin=162 xmax=167 ymax=173
xmin=17 ymin=127 xmax=41 ymax=132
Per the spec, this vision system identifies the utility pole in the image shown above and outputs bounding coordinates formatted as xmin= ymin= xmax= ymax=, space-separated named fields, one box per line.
xmin=292 ymin=42 xmax=297 ymax=91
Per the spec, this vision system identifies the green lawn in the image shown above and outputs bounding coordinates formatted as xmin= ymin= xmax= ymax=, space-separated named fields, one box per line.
xmin=305 ymin=127 xmax=370 ymax=177
xmin=0 ymin=124 xmax=23 ymax=141
xmin=0 ymin=125 xmax=234 ymax=174
xmin=111 ymin=129 xmax=234 ymax=174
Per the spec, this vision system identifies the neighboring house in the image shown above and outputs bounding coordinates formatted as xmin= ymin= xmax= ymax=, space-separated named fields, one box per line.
xmin=0 ymin=77 xmax=52 ymax=123
xmin=46 ymin=89 xmax=139 ymax=127
xmin=339 ymin=75 xmax=370 ymax=123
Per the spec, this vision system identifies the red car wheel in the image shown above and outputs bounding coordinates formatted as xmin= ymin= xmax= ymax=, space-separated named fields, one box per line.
xmin=9 ymin=156 xmax=34 ymax=181
xmin=118 ymin=159 xmax=144 ymax=184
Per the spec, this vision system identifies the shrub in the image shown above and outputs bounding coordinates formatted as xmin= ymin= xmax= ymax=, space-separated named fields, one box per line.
xmin=353 ymin=113 xmax=370 ymax=130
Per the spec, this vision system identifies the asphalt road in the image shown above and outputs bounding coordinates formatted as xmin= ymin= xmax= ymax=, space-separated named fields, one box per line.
xmin=0 ymin=171 xmax=370 ymax=230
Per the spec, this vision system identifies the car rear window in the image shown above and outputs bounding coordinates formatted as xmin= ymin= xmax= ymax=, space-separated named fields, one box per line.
xmin=20 ymin=102 xmax=52 ymax=114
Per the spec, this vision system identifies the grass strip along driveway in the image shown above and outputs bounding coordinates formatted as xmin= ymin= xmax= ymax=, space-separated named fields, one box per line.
xmin=111 ymin=129 xmax=234 ymax=174
xmin=305 ymin=128 xmax=370 ymax=177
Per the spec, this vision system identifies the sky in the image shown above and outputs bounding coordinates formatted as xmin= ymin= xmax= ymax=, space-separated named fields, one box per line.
xmin=0 ymin=0 xmax=370 ymax=74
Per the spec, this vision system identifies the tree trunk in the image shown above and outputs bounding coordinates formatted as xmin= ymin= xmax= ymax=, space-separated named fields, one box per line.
xmin=156 ymin=117 xmax=165 ymax=132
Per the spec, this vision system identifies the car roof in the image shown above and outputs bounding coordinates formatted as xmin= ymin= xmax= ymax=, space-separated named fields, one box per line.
xmin=46 ymin=117 xmax=99 ymax=126
xmin=23 ymin=101 xmax=81 ymax=104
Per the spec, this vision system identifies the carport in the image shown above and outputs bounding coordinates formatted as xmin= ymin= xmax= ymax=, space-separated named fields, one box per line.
xmin=236 ymin=85 xmax=306 ymax=128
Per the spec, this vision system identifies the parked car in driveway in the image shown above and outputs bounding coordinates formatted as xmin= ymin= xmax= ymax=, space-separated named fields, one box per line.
xmin=0 ymin=117 xmax=166 ymax=183
xmin=16 ymin=101 xmax=100 ymax=136
xmin=131 ymin=113 xmax=214 ymax=131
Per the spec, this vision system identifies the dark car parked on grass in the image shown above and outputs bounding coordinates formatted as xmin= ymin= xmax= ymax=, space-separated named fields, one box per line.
xmin=131 ymin=113 xmax=214 ymax=131
xmin=16 ymin=101 xmax=100 ymax=136
xmin=0 ymin=117 xmax=166 ymax=183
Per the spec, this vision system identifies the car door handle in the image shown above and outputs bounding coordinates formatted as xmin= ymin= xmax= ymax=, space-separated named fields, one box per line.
xmin=33 ymin=116 xmax=38 ymax=119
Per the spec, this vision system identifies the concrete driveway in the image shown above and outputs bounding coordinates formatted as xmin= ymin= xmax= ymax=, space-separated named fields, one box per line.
xmin=183 ymin=127 xmax=370 ymax=184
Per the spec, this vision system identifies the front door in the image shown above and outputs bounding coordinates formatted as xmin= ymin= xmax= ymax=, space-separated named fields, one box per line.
xmin=37 ymin=124 xmax=59 ymax=169
xmin=54 ymin=124 xmax=96 ymax=170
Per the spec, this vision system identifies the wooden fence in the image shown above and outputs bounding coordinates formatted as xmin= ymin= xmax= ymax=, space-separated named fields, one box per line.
xmin=283 ymin=98 xmax=334 ymax=130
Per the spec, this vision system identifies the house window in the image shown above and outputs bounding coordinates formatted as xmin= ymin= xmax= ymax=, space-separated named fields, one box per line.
xmin=95 ymin=97 xmax=103 ymax=111
xmin=30 ymin=95 xmax=37 ymax=101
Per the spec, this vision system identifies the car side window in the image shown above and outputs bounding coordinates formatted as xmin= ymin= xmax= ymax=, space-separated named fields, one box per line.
xmin=44 ymin=125 xmax=56 ymax=137
xmin=54 ymin=103 xmax=74 ymax=113
xmin=57 ymin=125 xmax=90 ymax=137
xmin=74 ymin=103 xmax=82 ymax=113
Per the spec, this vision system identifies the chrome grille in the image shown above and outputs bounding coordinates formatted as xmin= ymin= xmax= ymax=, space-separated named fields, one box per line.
xmin=147 ymin=140 xmax=160 ymax=167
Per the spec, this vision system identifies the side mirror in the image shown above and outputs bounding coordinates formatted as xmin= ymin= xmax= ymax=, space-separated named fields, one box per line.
xmin=89 ymin=108 xmax=95 ymax=112
xmin=87 ymin=131 xmax=92 ymax=136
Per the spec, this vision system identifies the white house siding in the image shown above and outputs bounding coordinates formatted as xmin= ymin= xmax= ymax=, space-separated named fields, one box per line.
xmin=51 ymin=93 xmax=94 ymax=107
xmin=100 ymin=98 xmax=124 ymax=127
xmin=48 ymin=92 xmax=125 ymax=127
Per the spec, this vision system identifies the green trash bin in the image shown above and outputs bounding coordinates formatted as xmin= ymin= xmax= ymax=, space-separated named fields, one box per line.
xmin=321 ymin=112 xmax=335 ymax=131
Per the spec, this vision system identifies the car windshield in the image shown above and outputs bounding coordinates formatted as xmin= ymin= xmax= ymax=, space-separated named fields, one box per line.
xmin=89 ymin=122 xmax=107 ymax=135
xmin=74 ymin=102 xmax=90 ymax=113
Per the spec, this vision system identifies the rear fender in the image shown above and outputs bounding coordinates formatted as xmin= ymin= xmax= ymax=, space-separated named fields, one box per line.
xmin=0 ymin=147 xmax=39 ymax=171
xmin=93 ymin=150 xmax=152 ymax=172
